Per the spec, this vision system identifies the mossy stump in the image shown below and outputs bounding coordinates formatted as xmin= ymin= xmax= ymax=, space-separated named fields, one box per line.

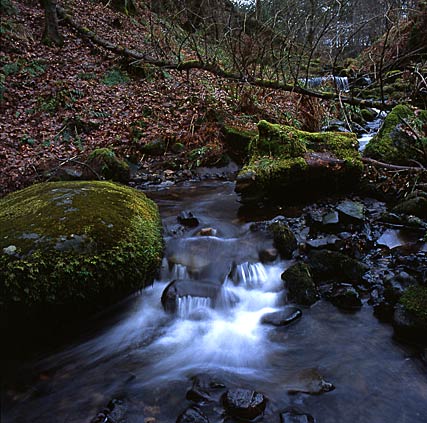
xmin=0 ymin=181 xmax=163 ymax=352
xmin=235 ymin=120 xmax=362 ymax=203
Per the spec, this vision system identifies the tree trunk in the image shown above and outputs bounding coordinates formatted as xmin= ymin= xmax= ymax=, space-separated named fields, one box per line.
xmin=40 ymin=0 xmax=63 ymax=46
xmin=108 ymin=0 xmax=137 ymax=15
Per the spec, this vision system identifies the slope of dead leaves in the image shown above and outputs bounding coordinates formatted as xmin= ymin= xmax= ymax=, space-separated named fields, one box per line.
xmin=0 ymin=0 xmax=304 ymax=197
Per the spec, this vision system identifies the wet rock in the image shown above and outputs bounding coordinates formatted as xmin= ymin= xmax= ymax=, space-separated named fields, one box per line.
xmin=90 ymin=398 xmax=128 ymax=423
xmin=261 ymin=307 xmax=302 ymax=326
xmin=282 ymin=263 xmax=319 ymax=306
xmin=287 ymin=369 xmax=335 ymax=395
xmin=177 ymin=406 xmax=209 ymax=423
xmin=307 ymin=250 xmax=368 ymax=283
xmin=198 ymin=227 xmax=217 ymax=237
xmin=336 ymin=200 xmax=365 ymax=223
xmin=280 ymin=408 xmax=315 ymax=423
xmin=178 ymin=211 xmax=200 ymax=228
xmin=161 ymin=279 xmax=221 ymax=313
xmin=186 ymin=374 xmax=226 ymax=403
xmin=327 ymin=284 xmax=362 ymax=310
xmin=222 ymin=388 xmax=267 ymax=421
xmin=307 ymin=209 xmax=340 ymax=232
xmin=393 ymin=286 xmax=427 ymax=345
xmin=259 ymin=248 xmax=278 ymax=263
xmin=392 ymin=197 xmax=427 ymax=219
xmin=271 ymin=221 xmax=298 ymax=258
xmin=165 ymin=224 xmax=186 ymax=238
xmin=306 ymin=236 xmax=340 ymax=250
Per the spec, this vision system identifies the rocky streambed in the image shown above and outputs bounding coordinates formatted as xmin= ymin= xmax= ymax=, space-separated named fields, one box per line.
xmin=2 ymin=180 xmax=427 ymax=423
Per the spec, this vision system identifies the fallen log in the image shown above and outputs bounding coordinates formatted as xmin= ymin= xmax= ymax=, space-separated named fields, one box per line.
xmin=56 ymin=5 xmax=396 ymax=110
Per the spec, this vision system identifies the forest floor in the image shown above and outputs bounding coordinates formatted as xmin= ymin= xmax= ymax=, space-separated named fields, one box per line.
xmin=1 ymin=0 xmax=327 ymax=197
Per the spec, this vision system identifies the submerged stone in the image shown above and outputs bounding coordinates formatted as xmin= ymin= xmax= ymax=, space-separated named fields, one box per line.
xmin=261 ymin=307 xmax=302 ymax=326
xmin=222 ymin=388 xmax=267 ymax=421
xmin=177 ymin=406 xmax=209 ymax=423
xmin=161 ymin=279 xmax=221 ymax=314
xmin=327 ymin=284 xmax=362 ymax=310
xmin=287 ymin=369 xmax=335 ymax=395
xmin=280 ymin=408 xmax=315 ymax=423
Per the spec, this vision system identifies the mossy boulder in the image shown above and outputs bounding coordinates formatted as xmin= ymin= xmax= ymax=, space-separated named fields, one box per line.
xmin=307 ymin=250 xmax=368 ymax=284
xmin=392 ymin=196 xmax=427 ymax=219
xmin=235 ymin=120 xmax=362 ymax=203
xmin=281 ymin=262 xmax=319 ymax=306
xmin=270 ymin=221 xmax=297 ymax=259
xmin=0 ymin=181 xmax=163 ymax=316
xmin=86 ymin=148 xmax=130 ymax=182
xmin=222 ymin=125 xmax=257 ymax=163
xmin=364 ymin=104 xmax=424 ymax=164
xmin=394 ymin=285 xmax=427 ymax=345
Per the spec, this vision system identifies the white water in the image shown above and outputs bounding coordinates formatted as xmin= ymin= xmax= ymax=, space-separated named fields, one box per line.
xmin=301 ymin=75 xmax=350 ymax=92
xmin=358 ymin=109 xmax=388 ymax=151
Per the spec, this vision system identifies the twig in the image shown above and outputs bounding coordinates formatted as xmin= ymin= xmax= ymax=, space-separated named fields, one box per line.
xmin=362 ymin=157 xmax=426 ymax=172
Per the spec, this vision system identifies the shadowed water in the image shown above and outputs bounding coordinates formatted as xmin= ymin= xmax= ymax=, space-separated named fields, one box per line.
xmin=2 ymin=181 xmax=427 ymax=423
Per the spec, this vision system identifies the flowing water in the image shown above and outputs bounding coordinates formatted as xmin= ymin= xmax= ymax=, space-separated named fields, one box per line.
xmin=2 ymin=182 xmax=427 ymax=423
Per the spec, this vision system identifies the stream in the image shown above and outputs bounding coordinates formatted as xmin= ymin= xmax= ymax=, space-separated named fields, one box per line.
xmin=2 ymin=181 xmax=427 ymax=423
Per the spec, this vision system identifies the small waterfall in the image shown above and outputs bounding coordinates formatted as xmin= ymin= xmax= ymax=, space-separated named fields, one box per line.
xmin=176 ymin=295 xmax=212 ymax=318
xmin=302 ymin=75 xmax=349 ymax=92
xmin=231 ymin=262 xmax=268 ymax=289
xmin=161 ymin=258 xmax=190 ymax=280
xmin=333 ymin=76 xmax=349 ymax=92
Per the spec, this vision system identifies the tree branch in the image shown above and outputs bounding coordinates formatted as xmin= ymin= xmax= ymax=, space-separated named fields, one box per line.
xmin=362 ymin=157 xmax=426 ymax=172
xmin=56 ymin=5 xmax=397 ymax=111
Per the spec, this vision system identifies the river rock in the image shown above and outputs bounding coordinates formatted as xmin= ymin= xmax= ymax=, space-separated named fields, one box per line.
xmin=280 ymin=408 xmax=315 ymax=423
xmin=391 ymin=197 xmax=427 ymax=219
xmin=176 ymin=406 xmax=209 ymax=423
xmin=178 ymin=211 xmax=200 ymax=227
xmin=287 ymin=369 xmax=335 ymax=395
xmin=0 ymin=181 xmax=163 ymax=346
xmin=307 ymin=209 xmax=340 ymax=233
xmin=327 ymin=284 xmax=362 ymax=310
xmin=259 ymin=248 xmax=279 ymax=262
xmin=161 ymin=279 xmax=221 ymax=313
xmin=282 ymin=263 xmax=319 ymax=306
xmin=261 ymin=307 xmax=302 ymax=326
xmin=364 ymin=104 xmax=427 ymax=165
xmin=235 ymin=120 xmax=362 ymax=203
xmin=306 ymin=236 xmax=340 ymax=250
xmin=271 ymin=221 xmax=298 ymax=258
xmin=393 ymin=286 xmax=427 ymax=345
xmin=336 ymin=200 xmax=365 ymax=223
xmin=186 ymin=374 xmax=226 ymax=403
xmin=307 ymin=250 xmax=368 ymax=283
xmin=222 ymin=388 xmax=267 ymax=420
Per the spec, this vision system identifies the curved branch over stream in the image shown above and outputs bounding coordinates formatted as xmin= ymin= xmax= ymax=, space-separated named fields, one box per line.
xmin=56 ymin=6 xmax=396 ymax=110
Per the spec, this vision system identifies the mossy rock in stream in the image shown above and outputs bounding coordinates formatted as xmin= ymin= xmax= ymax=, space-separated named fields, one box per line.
xmin=0 ymin=181 xmax=163 ymax=322
xmin=222 ymin=125 xmax=257 ymax=163
xmin=235 ymin=120 xmax=362 ymax=203
xmin=363 ymin=104 xmax=424 ymax=165
xmin=394 ymin=285 xmax=427 ymax=345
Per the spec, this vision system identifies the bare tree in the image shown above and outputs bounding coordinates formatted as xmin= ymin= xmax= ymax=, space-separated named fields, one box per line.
xmin=40 ymin=0 xmax=63 ymax=46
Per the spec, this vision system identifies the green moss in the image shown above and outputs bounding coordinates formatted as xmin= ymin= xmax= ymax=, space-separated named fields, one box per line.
xmin=86 ymin=148 xmax=130 ymax=182
xmin=0 ymin=181 xmax=163 ymax=308
xmin=235 ymin=120 xmax=362 ymax=201
xmin=281 ymin=262 xmax=318 ymax=306
xmin=222 ymin=125 xmax=256 ymax=163
xmin=400 ymin=285 xmax=427 ymax=325
xmin=364 ymin=104 xmax=414 ymax=164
